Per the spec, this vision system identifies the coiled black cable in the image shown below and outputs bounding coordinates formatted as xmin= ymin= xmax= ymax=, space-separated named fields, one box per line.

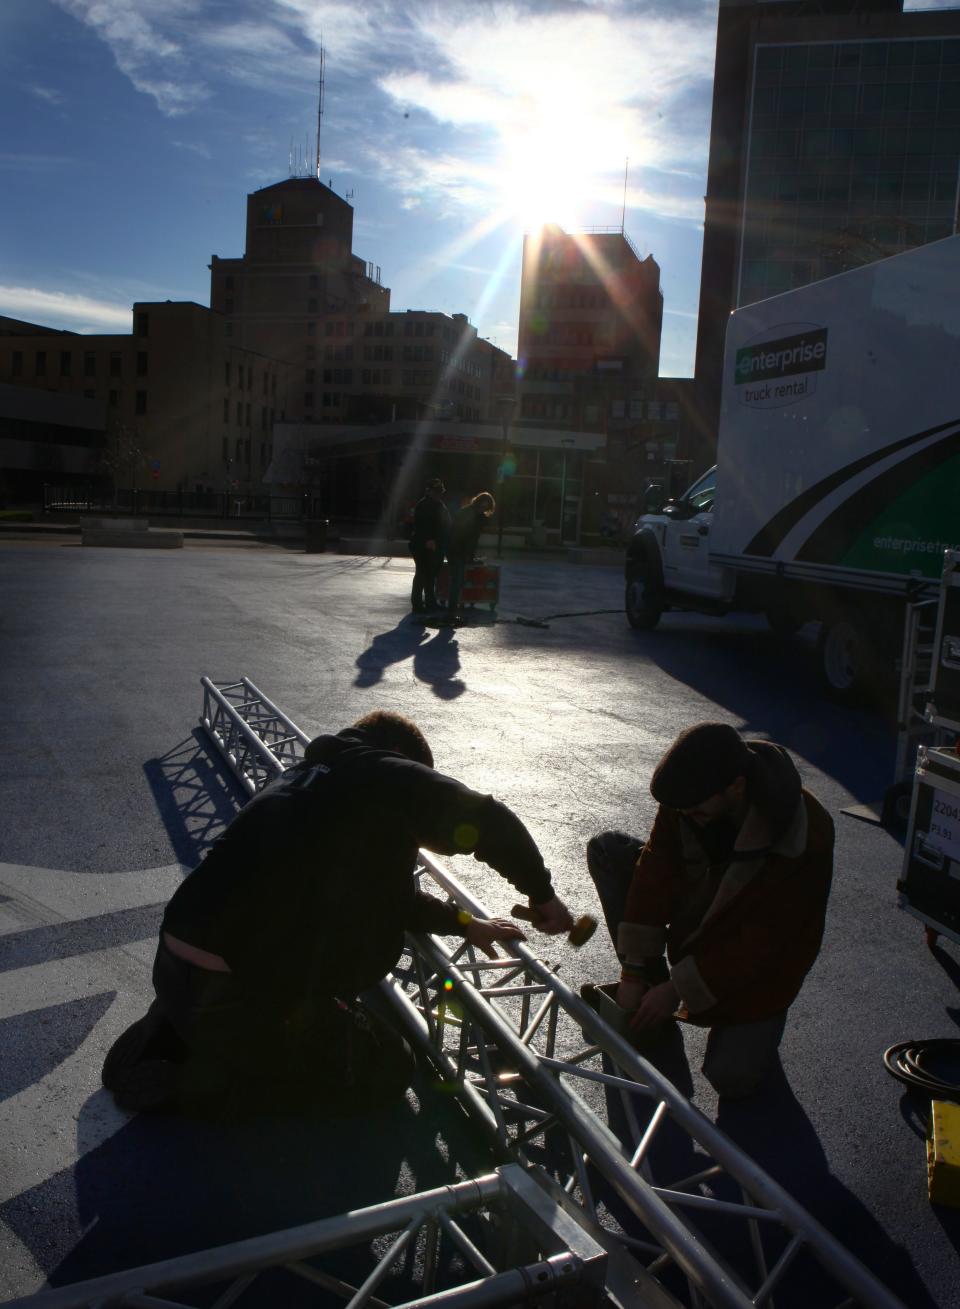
xmin=883 ymin=1040 xmax=960 ymax=1099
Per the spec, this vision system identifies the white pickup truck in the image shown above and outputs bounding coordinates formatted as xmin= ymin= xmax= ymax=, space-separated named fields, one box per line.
xmin=626 ymin=236 xmax=960 ymax=697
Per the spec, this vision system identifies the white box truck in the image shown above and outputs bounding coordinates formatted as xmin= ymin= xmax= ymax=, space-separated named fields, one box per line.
xmin=626 ymin=235 xmax=960 ymax=697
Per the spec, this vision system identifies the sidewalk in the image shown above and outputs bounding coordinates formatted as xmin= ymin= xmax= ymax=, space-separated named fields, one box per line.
xmin=0 ymin=517 xmax=623 ymax=564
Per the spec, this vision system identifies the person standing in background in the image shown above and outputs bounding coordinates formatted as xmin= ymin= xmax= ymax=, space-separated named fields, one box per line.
xmin=443 ymin=492 xmax=495 ymax=626
xmin=408 ymin=477 xmax=450 ymax=618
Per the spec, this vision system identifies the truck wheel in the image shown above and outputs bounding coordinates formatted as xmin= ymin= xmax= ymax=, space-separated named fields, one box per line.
xmin=625 ymin=570 xmax=663 ymax=631
xmin=817 ymin=618 xmax=883 ymax=701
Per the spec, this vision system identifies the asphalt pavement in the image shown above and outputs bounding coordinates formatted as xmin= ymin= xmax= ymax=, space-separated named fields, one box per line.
xmin=0 ymin=536 xmax=957 ymax=1307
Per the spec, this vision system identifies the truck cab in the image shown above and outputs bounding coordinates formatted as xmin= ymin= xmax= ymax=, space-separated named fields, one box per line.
xmin=625 ymin=466 xmax=734 ymax=630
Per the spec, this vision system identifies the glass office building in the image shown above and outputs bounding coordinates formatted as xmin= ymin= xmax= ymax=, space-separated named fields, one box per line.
xmin=739 ymin=37 xmax=960 ymax=305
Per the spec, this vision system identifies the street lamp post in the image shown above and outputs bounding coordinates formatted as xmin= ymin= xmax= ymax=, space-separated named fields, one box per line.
xmin=495 ymin=394 xmax=515 ymax=559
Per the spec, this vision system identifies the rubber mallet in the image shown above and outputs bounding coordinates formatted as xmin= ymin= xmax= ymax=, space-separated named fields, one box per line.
xmin=511 ymin=904 xmax=598 ymax=947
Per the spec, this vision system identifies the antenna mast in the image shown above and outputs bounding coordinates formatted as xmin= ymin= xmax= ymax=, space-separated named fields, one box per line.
xmin=621 ymin=157 xmax=629 ymax=234
xmin=315 ymin=44 xmax=325 ymax=181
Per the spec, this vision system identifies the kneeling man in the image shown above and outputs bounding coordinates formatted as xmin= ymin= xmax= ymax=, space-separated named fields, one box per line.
xmin=587 ymin=722 xmax=833 ymax=1099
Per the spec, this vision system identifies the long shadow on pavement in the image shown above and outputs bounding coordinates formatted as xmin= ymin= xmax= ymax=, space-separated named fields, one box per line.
xmin=0 ymin=1069 xmax=495 ymax=1305
xmin=355 ymin=619 xmax=466 ymax=699
xmin=143 ymin=731 xmax=245 ymax=869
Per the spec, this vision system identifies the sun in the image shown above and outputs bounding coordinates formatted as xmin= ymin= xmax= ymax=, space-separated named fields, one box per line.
xmin=497 ymin=119 xmax=595 ymax=232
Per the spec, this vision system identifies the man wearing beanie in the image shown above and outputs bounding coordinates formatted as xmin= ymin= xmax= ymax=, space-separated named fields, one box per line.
xmin=586 ymin=722 xmax=834 ymax=1098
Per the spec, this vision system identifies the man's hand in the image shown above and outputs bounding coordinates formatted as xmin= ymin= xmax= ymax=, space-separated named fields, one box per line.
xmin=526 ymin=895 xmax=575 ymax=935
xmin=630 ymin=979 xmax=679 ymax=1032
xmin=465 ymin=916 xmax=526 ymax=959
xmin=616 ymin=977 xmax=649 ymax=1011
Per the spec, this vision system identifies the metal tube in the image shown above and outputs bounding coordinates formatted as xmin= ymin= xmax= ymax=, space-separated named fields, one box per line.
xmin=0 ymin=1176 xmax=503 ymax=1309
xmin=414 ymin=854 xmax=905 ymax=1309
xmin=416 ymin=936 xmax=752 ymax=1309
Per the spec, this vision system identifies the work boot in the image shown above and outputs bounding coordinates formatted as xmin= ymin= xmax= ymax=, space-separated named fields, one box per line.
xmin=101 ymin=1001 xmax=187 ymax=1113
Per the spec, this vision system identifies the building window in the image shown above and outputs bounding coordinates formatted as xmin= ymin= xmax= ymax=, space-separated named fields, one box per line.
xmin=261 ymin=406 xmax=268 ymax=429
xmin=83 ymin=389 xmax=95 ymax=399
xmin=307 ymin=322 xmax=315 ymax=335
xmin=235 ymin=438 xmax=243 ymax=460
xmin=108 ymin=389 xmax=118 ymax=407
xmin=236 ymin=401 xmax=242 ymax=423
xmin=136 ymin=312 xmax=149 ymax=337
xmin=245 ymin=403 xmax=251 ymax=426
xmin=136 ymin=352 xmax=148 ymax=377
xmin=11 ymin=351 xmax=22 ymax=376
xmin=35 ymin=351 xmax=47 ymax=377
xmin=245 ymin=439 xmax=251 ymax=463
xmin=222 ymin=436 xmax=229 ymax=462
xmin=225 ymin=276 xmax=234 ymax=290
xmin=225 ymin=299 xmax=234 ymax=315
xmin=309 ymin=274 xmax=318 ymax=289
xmin=306 ymin=368 xmax=315 ymax=383
xmin=109 ymin=353 xmax=122 ymax=378
xmin=304 ymin=392 xmax=314 ymax=408
xmin=59 ymin=351 xmax=72 ymax=377
xmin=223 ymin=398 xmax=230 ymax=422
xmin=308 ymin=299 xmax=317 ymax=313
xmin=135 ymin=390 xmax=147 ymax=415
xmin=225 ymin=361 xmax=231 ymax=386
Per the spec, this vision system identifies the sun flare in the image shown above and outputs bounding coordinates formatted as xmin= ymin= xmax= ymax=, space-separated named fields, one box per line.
xmin=497 ymin=115 xmax=599 ymax=231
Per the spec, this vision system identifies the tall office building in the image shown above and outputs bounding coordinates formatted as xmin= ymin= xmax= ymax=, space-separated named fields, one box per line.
xmin=517 ymin=225 xmax=663 ymax=431
xmin=210 ymin=177 xmax=390 ymax=425
xmin=692 ymin=0 xmax=960 ymax=461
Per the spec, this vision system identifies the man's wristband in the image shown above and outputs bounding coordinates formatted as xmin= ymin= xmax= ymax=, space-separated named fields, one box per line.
xmin=455 ymin=908 xmax=473 ymax=929
xmin=620 ymin=962 xmax=647 ymax=982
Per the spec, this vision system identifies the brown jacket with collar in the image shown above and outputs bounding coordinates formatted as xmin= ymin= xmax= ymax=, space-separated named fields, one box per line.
xmin=618 ymin=743 xmax=834 ymax=1025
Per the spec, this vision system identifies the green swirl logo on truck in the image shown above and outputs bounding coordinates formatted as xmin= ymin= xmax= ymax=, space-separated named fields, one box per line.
xmin=735 ymin=325 xmax=828 ymax=409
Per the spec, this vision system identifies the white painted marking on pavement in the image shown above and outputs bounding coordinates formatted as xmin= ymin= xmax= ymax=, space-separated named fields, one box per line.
xmin=0 ymin=862 xmax=186 ymax=1210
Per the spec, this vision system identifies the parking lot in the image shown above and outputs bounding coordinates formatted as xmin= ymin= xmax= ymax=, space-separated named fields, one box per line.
xmin=0 ymin=537 xmax=957 ymax=1307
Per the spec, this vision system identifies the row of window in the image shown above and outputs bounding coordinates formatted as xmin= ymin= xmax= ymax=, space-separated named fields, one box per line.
xmin=224 ymin=361 xmax=276 ymax=395
xmin=532 ymin=288 xmax=609 ymax=311
xmin=222 ymin=399 xmax=275 ymax=429
xmin=10 ymin=350 xmax=148 ymax=379
xmin=221 ymin=436 xmax=273 ymax=468
xmin=756 ymin=40 xmax=960 ymax=83
xmin=752 ymin=121 xmax=960 ymax=162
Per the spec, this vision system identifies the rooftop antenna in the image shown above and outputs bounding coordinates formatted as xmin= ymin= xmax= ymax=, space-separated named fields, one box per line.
xmin=315 ymin=44 xmax=325 ymax=181
xmin=621 ymin=157 xmax=629 ymax=234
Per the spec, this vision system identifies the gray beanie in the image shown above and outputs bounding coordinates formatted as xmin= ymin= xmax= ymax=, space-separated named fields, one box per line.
xmin=650 ymin=723 xmax=754 ymax=809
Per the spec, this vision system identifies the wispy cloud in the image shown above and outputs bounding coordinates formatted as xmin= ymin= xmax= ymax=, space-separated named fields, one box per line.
xmin=53 ymin=0 xmax=210 ymax=117
xmin=0 ymin=286 xmax=131 ymax=331
xmin=27 ymin=84 xmax=65 ymax=106
xmin=170 ymin=139 xmax=212 ymax=159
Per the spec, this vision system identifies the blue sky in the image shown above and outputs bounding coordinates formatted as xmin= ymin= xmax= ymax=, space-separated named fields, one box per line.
xmin=1 ymin=1 xmax=953 ymax=378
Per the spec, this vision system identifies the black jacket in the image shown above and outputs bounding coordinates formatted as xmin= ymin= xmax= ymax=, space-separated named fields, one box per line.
xmin=409 ymin=494 xmax=450 ymax=553
xmin=448 ymin=503 xmax=488 ymax=562
xmin=162 ymin=728 xmax=553 ymax=1012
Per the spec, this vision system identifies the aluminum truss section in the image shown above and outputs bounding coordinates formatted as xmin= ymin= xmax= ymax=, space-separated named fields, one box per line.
xmin=199 ymin=676 xmax=310 ymax=795
xmin=380 ymin=854 xmax=906 ymax=1309
xmin=1 ymin=1166 xmax=607 ymax=1309
xmin=194 ymin=677 xmax=904 ymax=1309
